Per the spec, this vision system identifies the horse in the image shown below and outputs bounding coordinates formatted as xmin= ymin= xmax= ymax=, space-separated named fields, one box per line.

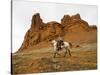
xmin=50 ymin=39 xmax=72 ymax=58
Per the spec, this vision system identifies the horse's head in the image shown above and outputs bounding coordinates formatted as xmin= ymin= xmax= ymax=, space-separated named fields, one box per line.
xmin=52 ymin=40 xmax=56 ymax=44
xmin=49 ymin=39 xmax=57 ymax=45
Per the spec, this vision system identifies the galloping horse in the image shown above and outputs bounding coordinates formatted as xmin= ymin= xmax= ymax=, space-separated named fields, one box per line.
xmin=50 ymin=39 xmax=72 ymax=58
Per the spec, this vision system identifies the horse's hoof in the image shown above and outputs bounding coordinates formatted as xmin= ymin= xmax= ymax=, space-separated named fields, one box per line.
xmin=64 ymin=56 xmax=66 ymax=57
xmin=53 ymin=56 xmax=56 ymax=58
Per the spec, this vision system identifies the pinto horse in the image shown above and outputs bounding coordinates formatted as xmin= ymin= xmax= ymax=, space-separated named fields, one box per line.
xmin=50 ymin=40 xmax=72 ymax=58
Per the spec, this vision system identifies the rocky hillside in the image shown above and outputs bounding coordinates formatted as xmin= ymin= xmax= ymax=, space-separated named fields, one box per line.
xmin=18 ymin=13 xmax=97 ymax=52
xmin=61 ymin=14 xmax=90 ymax=32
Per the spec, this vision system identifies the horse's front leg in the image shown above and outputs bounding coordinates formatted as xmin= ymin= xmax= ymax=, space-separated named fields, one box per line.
xmin=53 ymin=50 xmax=57 ymax=58
xmin=53 ymin=52 xmax=56 ymax=58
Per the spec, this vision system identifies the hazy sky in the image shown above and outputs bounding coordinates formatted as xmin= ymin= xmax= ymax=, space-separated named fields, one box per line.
xmin=12 ymin=0 xmax=98 ymax=53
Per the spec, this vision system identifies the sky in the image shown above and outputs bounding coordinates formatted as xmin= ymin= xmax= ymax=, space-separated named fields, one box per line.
xmin=12 ymin=0 xmax=98 ymax=53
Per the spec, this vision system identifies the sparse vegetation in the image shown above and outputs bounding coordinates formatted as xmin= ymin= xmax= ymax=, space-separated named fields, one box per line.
xmin=12 ymin=43 xmax=97 ymax=74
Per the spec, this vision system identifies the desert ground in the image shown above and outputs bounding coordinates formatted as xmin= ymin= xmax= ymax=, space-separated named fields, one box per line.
xmin=12 ymin=42 xmax=97 ymax=74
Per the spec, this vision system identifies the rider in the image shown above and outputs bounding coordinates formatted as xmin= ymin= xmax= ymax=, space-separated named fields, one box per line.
xmin=56 ymin=36 xmax=64 ymax=50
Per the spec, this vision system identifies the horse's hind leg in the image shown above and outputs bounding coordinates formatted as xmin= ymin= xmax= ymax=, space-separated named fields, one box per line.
xmin=64 ymin=48 xmax=67 ymax=57
xmin=68 ymin=49 xmax=71 ymax=56
xmin=64 ymin=50 xmax=67 ymax=57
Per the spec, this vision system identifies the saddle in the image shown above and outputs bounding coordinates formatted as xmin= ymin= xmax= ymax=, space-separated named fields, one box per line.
xmin=57 ymin=40 xmax=64 ymax=50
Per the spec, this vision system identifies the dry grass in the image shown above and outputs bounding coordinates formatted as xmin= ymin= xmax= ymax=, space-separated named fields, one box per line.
xmin=12 ymin=43 xmax=97 ymax=74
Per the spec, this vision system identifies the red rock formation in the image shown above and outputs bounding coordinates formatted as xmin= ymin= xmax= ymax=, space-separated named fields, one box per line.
xmin=18 ymin=13 xmax=96 ymax=52
xmin=19 ymin=13 xmax=43 ymax=51
xmin=89 ymin=25 xmax=97 ymax=30
xmin=31 ymin=13 xmax=44 ymax=31
xmin=61 ymin=13 xmax=90 ymax=32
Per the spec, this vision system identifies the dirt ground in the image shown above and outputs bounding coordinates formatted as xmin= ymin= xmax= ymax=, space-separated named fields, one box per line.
xmin=12 ymin=42 xmax=97 ymax=74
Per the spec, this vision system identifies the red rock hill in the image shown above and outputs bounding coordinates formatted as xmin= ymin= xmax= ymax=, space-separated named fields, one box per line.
xmin=18 ymin=13 xmax=97 ymax=52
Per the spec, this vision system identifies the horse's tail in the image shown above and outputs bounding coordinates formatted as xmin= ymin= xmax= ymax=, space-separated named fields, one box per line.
xmin=69 ymin=42 xmax=72 ymax=48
